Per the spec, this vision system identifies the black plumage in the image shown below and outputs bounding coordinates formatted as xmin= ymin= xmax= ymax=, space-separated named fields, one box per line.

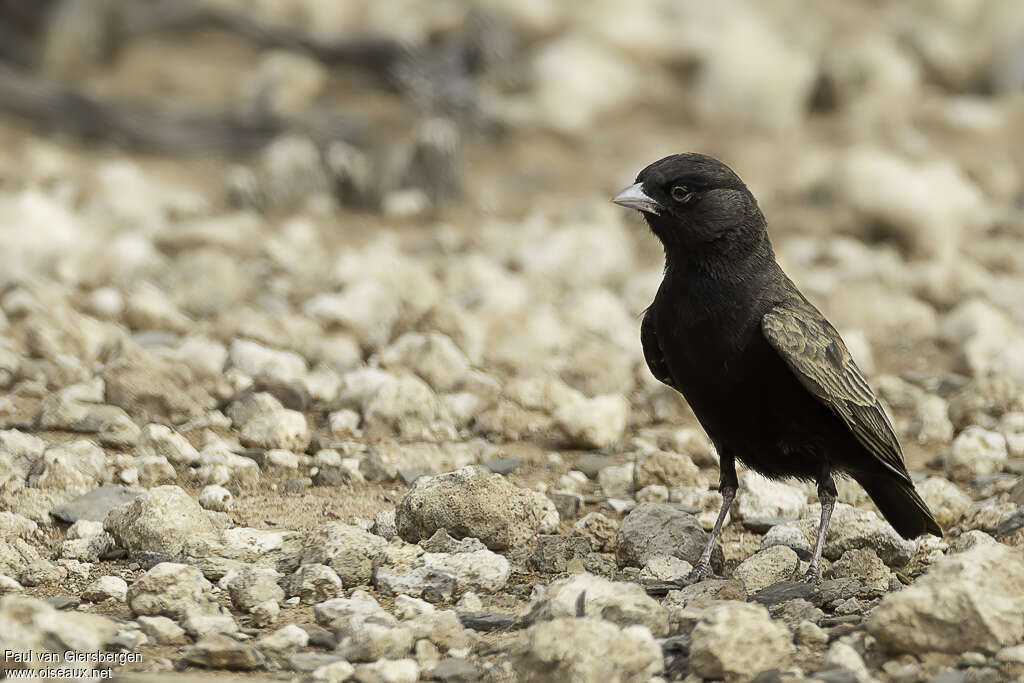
xmin=614 ymin=153 xmax=941 ymax=582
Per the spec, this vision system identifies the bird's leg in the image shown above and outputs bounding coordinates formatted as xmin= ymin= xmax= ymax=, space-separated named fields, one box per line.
xmin=686 ymin=451 xmax=737 ymax=584
xmin=805 ymin=475 xmax=837 ymax=583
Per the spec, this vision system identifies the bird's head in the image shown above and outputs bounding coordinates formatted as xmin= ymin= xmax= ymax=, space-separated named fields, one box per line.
xmin=612 ymin=153 xmax=766 ymax=255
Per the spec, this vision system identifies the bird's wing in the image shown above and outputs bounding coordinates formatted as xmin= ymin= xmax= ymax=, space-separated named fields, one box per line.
xmin=761 ymin=298 xmax=912 ymax=483
xmin=641 ymin=309 xmax=674 ymax=388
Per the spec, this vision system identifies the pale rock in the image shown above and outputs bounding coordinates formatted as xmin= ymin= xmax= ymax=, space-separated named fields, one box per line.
xmin=833 ymin=148 xmax=986 ymax=260
xmin=916 ymin=477 xmax=971 ymax=528
xmin=181 ymin=609 xmax=239 ymax=638
xmin=229 ymin=338 xmax=307 ymax=386
xmin=252 ymin=598 xmax=280 ymax=627
xmin=125 ymin=282 xmax=190 ymax=332
xmin=455 ymin=590 xmax=482 ymax=612
xmin=300 ymin=522 xmax=387 ymax=586
xmin=328 ymin=409 xmax=361 ymax=438
xmin=941 ymin=299 xmax=1015 ymax=377
xmin=828 ymin=548 xmax=892 ymax=593
xmin=67 ymin=519 xmax=104 ymax=539
xmin=732 ymin=546 xmax=800 ymax=592
xmin=515 ymin=617 xmax=663 ymax=682
xmin=312 ymin=660 xmax=356 ymax=682
xmin=226 ymin=566 xmax=284 ymax=612
xmin=375 ymin=548 xmax=511 ymax=595
xmin=525 ymin=572 xmax=668 ymax=636
xmin=199 ymin=485 xmax=233 ymax=512
xmin=948 ymin=426 xmax=1008 ymax=482
xmin=636 ymin=485 xmax=669 ymax=503
xmin=694 ymin=11 xmax=815 ymax=132
xmin=396 ymin=466 xmax=558 ymax=551
xmin=59 ymin=533 xmax=115 ymax=563
xmin=555 ymin=393 xmax=629 ymax=449
xmin=240 ymin=408 xmax=310 ymax=451
xmin=363 ymin=374 xmax=452 ymax=441
xmin=133 ymin=455 xmax=176 ymax=487
xmin=950 ymin=530 xmax=999 ymax=554
xmin=0 ymin=511 xmax=37 ymax=539
xmin=0 ymin=594 xmax=119 ymax=670
xmin=240 ymin=50 xmax=326 ymax=118
xmin=735 ymin=471 xmax=806 ymax=521
xmin=257 ymin=623 xmax=309 ymax=654
xmin=127 ymin=562 xmax=218 ymax=619
xmin=910 ymin=394 xmax=955 ymax=445
xmin=639 ymin=555 xmax=692 ymax=583
xmin=690 ymin=601 xmax=794 ymax=679
xmin=571 ymin=512 xmax=618 ymax=552
xmin=82 ymin=575 xmax=128 ymax=602
xmin=136 ymin=615 xmax=188 ymax=645
xmin=823 ymin=641 xmax=869 ymax=678
xmin=27 ymin=440 xmax=108 ymax=497
xmin=104 ymin=485 xmax=215 ymax=556
xmin=286 ymin=564 xmax=344 ymax=604
xmin=402 ymin=609 xmax=473 ymax=654
xmin=136 ymin=424 xmax=200 ymax=466
xmin=376 ymin=332 xmax=471 ymax=393
xmin=796 ymin=620 xmax=829 ymax=647
xmin=634 ymin=449 xmax=701 ymax=490
xmin=526 ymin=35 xmax=640 ymax=135
xmin=597 ymin=463 xmax=634 ymax=499
xmin=338 ymin=621 xmax=414 ymax=662
xmin=354 ymin=659 xmax=419 ymax=683
xmin=868 ymin=544 xmax=1024 ymax=653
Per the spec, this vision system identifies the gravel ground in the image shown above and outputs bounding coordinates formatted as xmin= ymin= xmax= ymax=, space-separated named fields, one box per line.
xmin=2 ymin=1 xmax=1024 ymax=682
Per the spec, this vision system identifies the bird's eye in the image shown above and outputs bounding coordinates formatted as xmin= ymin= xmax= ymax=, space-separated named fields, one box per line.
xmin=671 ymin=186 xmax=693 ymax=203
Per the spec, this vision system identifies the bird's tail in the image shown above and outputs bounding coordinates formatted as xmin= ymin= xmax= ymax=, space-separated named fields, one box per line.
xmin=855 ymin=473 xmax=943 ymax=539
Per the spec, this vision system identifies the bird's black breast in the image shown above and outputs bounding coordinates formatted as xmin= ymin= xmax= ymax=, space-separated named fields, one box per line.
xmin=649 ymin=281 xmax=857 ymax=480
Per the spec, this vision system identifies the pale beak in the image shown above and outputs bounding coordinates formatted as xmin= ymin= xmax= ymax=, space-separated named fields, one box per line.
xmin=612 ymin=183 xmax=663 ymax=215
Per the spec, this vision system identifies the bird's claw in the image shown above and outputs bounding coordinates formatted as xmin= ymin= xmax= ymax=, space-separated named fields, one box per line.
xmin=803 ymin=567 xmax=823 ymax=584
xmin=685 ymin=562 xmax=715 ymax=585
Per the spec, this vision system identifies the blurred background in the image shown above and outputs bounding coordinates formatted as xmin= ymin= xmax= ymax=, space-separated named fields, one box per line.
xmin=1 ymin=1 xmax=1023 ymax=487
xmin=1 ymin=1 xmax=1024 ymax=678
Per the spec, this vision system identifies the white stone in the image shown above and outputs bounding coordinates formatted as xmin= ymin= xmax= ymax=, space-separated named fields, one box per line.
xmin=690 ymin=602 xmax=794 ymax=679
xmin=257 ymin=623 xmax=309 ymax=654
xmin=198 ymin=485 xmax=233 ymax=512
xmin=82 ymin=575 xmax=128 ymax=602
xmin=833 ymin=147 xmax=986 ymax=260
xmin=136 ymin=424 xmax=200 ymax=466
xmin=229 ymin=338 xmax=307 ymax=386
xmin=525 ymin=572 xmax=668 ymax=636
xmin=555 ymin=394 xmax=629 ymax=449
xmin=868 ymin=544 xmax=1024 ymax=653
xmin=948 ymin=426 xmax=1008 ymax=482
xmin=526 ymin=35 xmax=640 ymax=135
xmin=736 ymin=471 xmax=807 ymax=521
xmin=694 ymin=11 xmax=815 ymax=132
xmin=104 ymin=485 xmax=215 ymax=557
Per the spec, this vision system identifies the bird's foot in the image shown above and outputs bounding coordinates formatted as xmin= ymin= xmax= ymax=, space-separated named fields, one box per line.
xmin=803 ymin=566 xmax=823 ymax=584
xmin=685 ymin=562 xmax=715 ymax=585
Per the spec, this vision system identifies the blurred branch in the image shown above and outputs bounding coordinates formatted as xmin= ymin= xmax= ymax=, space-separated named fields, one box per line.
xmin=0 ymin=64 xmax=356 ymax=156
xmin=116 ymin=1 xmax=408 ymax=75
xmin=0 ymin=25 xmax=39 ymax=68
xmin=0 ymin=0 xmax=518 ymax=208
xmin=46 ymin=0 xmax=512 ymax=124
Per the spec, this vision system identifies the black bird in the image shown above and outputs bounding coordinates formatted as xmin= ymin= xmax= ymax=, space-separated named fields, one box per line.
xmin=613 ymin=153 xmax=941 ymax=582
